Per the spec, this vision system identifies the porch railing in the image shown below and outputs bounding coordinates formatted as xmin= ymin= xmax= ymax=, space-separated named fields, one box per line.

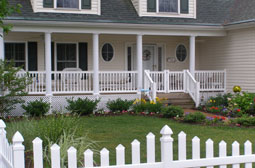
xmin=52 ymin=71 xmax=93 ymax=94
xmin=99 ymin=71 xmax=138 ymax=93
xmin=144 ymin=70 xmax=157 ymax=101
xmin=149 ymin=70 xmax=185 ymax=93
xmin=195 ymin=70 xmax=226 ymax=92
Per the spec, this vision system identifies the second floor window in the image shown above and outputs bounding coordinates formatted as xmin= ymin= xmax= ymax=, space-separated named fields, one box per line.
xmin=57 ymin=0 xmax=79 ymax=9
xmin=159 ymin=0 xmax=178 ymax=13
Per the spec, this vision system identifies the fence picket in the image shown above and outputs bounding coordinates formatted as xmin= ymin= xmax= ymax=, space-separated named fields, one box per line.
xmin=206 ymin=139 xmax=214 ymax=168
xmin=67 ymin=147 xmax=77 ymax=168
xmin=146 ymin=132 xmax=155 ymax=163
xmin=178 ymin=131 xmax=186 ymax=160
xmin=33 ymin=137 xmax=43 ymax=168
xmin=50 ymin=144 xmax=60 ymax=168
xmin=12 ymin=131 xmax=25 ymax=168
xmin=219 ymin=140 xmax=227 ymax=168
xmin=244 ymin=141 xmax=252 ymax=168
xmin=84 ymin=149 xmax=94 ymax=167
xmin=232 ymin=141 xmax=240 ymax=168
xmin=116 ymin=144 xmax=125 ymax=165
xmin=100 ymin=148 xmax=109 ymax=166
xmin=131 ymin=139 xmax=140 ymax=164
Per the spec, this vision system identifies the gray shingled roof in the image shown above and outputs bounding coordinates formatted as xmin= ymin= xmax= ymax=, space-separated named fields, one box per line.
xmin=6 ymin=0 xmax=255 ymax=26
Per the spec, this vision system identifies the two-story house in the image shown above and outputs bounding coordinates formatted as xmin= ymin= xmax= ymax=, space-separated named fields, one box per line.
xmin=1 ymin=0 xmax=255 ymax=115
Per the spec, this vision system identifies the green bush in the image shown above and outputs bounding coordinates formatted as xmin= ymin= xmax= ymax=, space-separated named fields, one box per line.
xmin=229 ymin=92 xmax=255 ymax=112
xmin=146 ymin=102 xmax=163 ymax=113
xmin=183 ymin=112 xmax=206 ymax=123
xmin=66 ymin=98 xmax=100 ymax=115
xmin=22 ymin=99 xmax=50 ymax=117
xmin=206 ymin=93 xmax=232 ymax=107
xmin=106 ymin=98 xmax=133 ymax=112
xmin=231 ymin=116 xmax=255 ymax=127
xmin=132 ymin=103 xmax=147 ymax=113
xmin=162 ymin=105 xmax=184 ymax=118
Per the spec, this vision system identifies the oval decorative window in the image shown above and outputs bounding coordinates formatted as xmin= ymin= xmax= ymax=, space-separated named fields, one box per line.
xmin=102 ymin=43 xmax=114 ymax=62
xmin=176 ymin=44 xmax=187 ymax=62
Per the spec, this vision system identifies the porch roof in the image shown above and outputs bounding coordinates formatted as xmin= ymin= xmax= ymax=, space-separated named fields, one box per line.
xmin=6 ymin=0 xmax=255 ymax=27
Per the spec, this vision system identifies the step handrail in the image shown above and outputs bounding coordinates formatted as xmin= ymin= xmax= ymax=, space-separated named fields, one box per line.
xmin=186 ymin=70 xmax=200 ymax=107
xmin=144 ymin=70 xmax=157 ymax=101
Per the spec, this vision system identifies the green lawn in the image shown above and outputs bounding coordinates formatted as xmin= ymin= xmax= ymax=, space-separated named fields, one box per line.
xmin=5 ymin=115 xmax=255 ymax=165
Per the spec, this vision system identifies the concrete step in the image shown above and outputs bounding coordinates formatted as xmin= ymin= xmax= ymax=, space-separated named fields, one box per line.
xmin=158 ymin=93 xmax=195 ymax=109
xmin=157 ymin=93 xmax=191 ymax=99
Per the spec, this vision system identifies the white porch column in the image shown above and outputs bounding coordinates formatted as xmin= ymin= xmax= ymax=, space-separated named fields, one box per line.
xmin=189 ymin=36 xmax=196 ymax=75
xmin=137 ymin=34 xmax=143 ymax=92
xmin=0 ymin=29 xmax=4 ymax=61
xmin=93 ymin=33 xmax=99 ymax=95
xmin=45 ymin=32 xmax=52 ymax=96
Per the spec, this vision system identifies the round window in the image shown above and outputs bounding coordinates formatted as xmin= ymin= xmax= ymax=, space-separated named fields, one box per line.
xmin=102 ymin=43 xmax=114 ymax=62
xmin=176 ymin=44 xmax=187 ymax=62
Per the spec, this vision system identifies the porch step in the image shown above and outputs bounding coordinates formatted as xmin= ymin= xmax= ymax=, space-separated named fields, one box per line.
xmin=158 ymin=93 xmax=195 ymax=109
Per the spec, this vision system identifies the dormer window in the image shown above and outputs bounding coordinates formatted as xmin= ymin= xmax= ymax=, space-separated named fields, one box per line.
xmin=159 ymin=0 xmax=178 ymax=13
xmin=57 ymin=0 xmax=79 ymax=9
xmin=43 ymin=0 xmax=91 ymax=10
xmin=147 ymin=0 xmax=189 ymax=14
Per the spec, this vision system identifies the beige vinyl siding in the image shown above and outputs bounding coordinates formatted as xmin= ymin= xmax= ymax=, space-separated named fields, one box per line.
xmin=4 ymin=33 xmax=197 ymax=72
xmin=31 ymin=0 xmax=100 ymax=15
xmin=140 ymin=0 xmax=196 ymax=18
xmin=198 ymin=28 xmax=255 ymax=92
xmin=130 ymin=0 xmax=140 ymax=14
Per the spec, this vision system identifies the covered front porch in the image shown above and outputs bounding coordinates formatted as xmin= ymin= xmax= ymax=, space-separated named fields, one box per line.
xmin=0 ymin=25 xmax=227 ymax=106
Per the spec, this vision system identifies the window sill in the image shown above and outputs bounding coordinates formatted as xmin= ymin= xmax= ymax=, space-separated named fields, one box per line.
xmin=55 ymin=8 xmax=81 ymax=11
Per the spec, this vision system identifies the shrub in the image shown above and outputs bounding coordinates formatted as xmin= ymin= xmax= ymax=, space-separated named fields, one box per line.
xmin=66 ymin=98 xmax=100 ymax=115
xmin=132 ymin=103 xmax=147 ymax=113
xmin=22 ymin=99 xmax=50 ymax=117
xmin=231 ymin=116 xmax=255 ymax=127
xmin=146 ymin=101 xmax=163 ymax=113
xmin=106 ymin=98 xmax=133 ymax=112
xmin=132 ymin=98 xmax=147 ymax=113
xmin=229 ymin=92 xmax=255 ymax=113
xmin=206 ymin=93 xmax=232 ymax=107
xmin=0 ymin=60 xmax=32 ymax=116
xmin=183 ymin=112 xmax=206 ymax=123
xmin=162 ymin=105 xmax=184 ymax=118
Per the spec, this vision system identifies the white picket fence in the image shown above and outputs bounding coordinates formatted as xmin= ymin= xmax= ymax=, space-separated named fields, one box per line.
xmin=1 ymin=119 xmax=255 ymax=168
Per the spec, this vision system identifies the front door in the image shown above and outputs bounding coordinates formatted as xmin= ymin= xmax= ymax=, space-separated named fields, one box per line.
xmin=126 ymin=44 xmax=162 ymax=71
xmin=142 ymin=45 xmax=156 ymax=71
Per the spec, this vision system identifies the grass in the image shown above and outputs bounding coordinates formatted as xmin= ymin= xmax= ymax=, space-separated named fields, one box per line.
xmin=5 ymin=115 xmax=255 ymax=166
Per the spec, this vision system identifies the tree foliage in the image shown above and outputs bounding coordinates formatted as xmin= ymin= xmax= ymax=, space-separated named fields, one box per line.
xmin=0 ymin=0 xmax=21 ymax=33
xmin=0 ymin=60 xmax=31 ymax=116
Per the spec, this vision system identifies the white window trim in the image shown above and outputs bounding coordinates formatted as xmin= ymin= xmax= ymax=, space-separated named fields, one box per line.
xmin=156 ymin=0 xmax=181 ymax=14
xmin=55 ymin=42 xmax=79 ymax=71
xmin=4 ymin=41 xmax=28 ymax=71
